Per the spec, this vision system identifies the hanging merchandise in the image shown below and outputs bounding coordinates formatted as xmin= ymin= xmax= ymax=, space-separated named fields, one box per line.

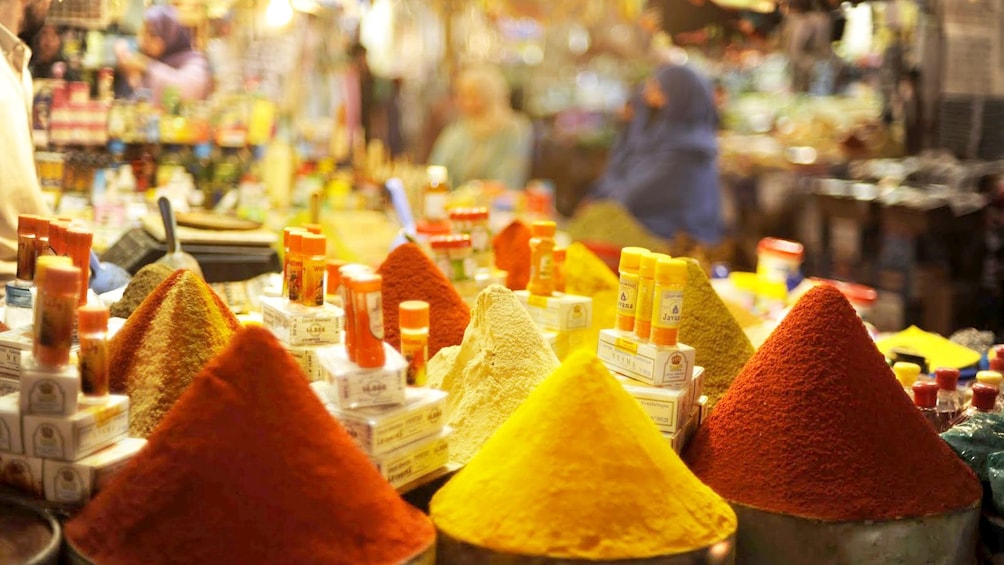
xmin=431 ymin=350 xmax=736 ymax=561
xmin=108 ymin=270 xmax=242 ymax=437
xmin=426 ymin=285 xmax=559 ymax=465
xmin=65 ymin=327 xmax=435 ymax=564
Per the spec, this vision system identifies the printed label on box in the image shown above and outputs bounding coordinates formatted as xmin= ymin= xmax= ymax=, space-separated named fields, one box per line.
xmin=27 ymin=378 xmax=67 ymax=414
xmin=262 ymin=297 xmax=343 ymax=346
xmin=333 ymin=388 xmax=447 ymax=455
xmin=372 ymin=428 xmax=451 ymax=489
xmin=1 ymin=455 xmax=44 ymax=496
xmin=598 ymin=329 xmax=694 ymax=387
xmin=516 ymin=291 xmax=593 ymax=331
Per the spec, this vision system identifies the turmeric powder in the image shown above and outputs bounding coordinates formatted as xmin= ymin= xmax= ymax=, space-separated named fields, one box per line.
xmin=561 ymin=242 xmax=619 ymax=358
xmin=430 ymin=350 xmax=736 ymax=560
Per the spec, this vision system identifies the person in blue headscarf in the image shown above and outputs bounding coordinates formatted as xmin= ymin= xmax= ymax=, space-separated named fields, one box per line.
xmin=591 ymin=63 xmax=723 ymax=246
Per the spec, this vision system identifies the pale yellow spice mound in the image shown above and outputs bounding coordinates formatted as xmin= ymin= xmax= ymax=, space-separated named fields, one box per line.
xmin=426 ymin=284 xmax=559 ymax=464
xmin=430 ymin=350 xmax=736 ymax=560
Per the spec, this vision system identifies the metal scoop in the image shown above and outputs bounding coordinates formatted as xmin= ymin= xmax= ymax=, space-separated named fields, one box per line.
xmin=156 ymin=196 xmax=203 ymax=278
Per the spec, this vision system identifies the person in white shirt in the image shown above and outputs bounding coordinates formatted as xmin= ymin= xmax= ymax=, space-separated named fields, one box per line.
xmin=0 ymin=0 xmax=53 ymax=288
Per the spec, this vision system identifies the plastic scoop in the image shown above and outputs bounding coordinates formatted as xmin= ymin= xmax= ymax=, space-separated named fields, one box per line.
xmin=156 ymin=196 xmax=203 ymax=278
xmin=89 ymin=250 xmax=132 ymax=294
xmin=386 ymin=177 xmax=418 ymax=251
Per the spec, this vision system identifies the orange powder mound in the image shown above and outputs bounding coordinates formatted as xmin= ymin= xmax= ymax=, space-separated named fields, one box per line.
xmin=493 ymin=220 xmax=532 ymax=290
xmin=65 ymin=327 xmax=435 ymax=565
xmin=378 ymin=243 xmax=471 ymax=359
xmin=108 ymin=269 xmax=242 ymax=438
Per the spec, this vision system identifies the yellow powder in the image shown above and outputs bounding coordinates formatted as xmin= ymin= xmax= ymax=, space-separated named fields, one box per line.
xmin=679 ymin=259 xmax=755 ymax=409
xmin=109 ymin=270 xmax=242 ymax=437
xmin=562 ymin=242 xmax=619 ymax=359
xmin=426 ymin=284 xmax=559 ymax=464
xmin=722 ymin=297 xmax=763 ymax=329
xmin=430 ymin=350 xmax=736 ymax=559
xmin=565 ymin=201 xmax=671 ymax=254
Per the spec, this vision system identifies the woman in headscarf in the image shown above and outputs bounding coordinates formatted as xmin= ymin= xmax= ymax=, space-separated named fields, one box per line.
xmin=114 ymin=5 xmax=211 ymax=105
xmin=590 ymin=63 xmax=723 ymax=246
xmin=428 ymin=64 xmax=533 ymax=189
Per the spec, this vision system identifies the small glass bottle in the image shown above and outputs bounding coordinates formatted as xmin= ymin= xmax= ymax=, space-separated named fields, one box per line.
xmin=16 ymin=214 xmax=38 ymax=285
xmin=450 ymin=207 xmax=493 ymax=270
xmin=352 ymin=273 xmax=386 ymax=369
xmin=286 ymin=231 xmax=305 ymax=303
xmin=281 ymin=227 xmax=305 ymax=298
xmin=650 ymin=258 xmax=688 ymax=347
xmin=423 ymin=165 xmax=451 ymax=223
xmin=892 ymin=362 xmax=921 ymax=398
xmin=527 ymin=221 xmax=557 ymax=297
xmin=634 ymin=252 xmax=667 ymax=341
xmin=615 ymin=247 xmax=649 ymax=333
xmin=990 ymin=356 xmax=1004 ymax=373
xmin=934 ymin=367 xmax=963 ymax=432
xmin=429 ymin=235 xmax=474 ymax=283
xmin=78 ymin=304 xmax=110 ymax=403
xmin=325 ymin=259 xmax=346 ymax=308
xmin=33 ymin=263 xmax=81 ymax=368
xmin=912 ymin=380 xmax=942 ymax=431
xmin=300 ymin=234 xmax=327 ymax=307
xmin=400 ymin=301 xmax=430 ymax=386
xmin=957 ymin=383 xmax=1001 ymax=424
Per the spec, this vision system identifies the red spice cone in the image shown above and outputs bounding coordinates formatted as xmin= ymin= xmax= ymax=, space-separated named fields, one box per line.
xmin=378 ymin=243 xmax=470 ymax=358
xmin=66 ymin=326 xmax=435 ymax=565
xmin=492 ymin=220 xmax=532 ymax=290
xmin=107 ymin=269 xmax=242 ymax=438
xmin=683 ymin=284 xmax=981 ymax=521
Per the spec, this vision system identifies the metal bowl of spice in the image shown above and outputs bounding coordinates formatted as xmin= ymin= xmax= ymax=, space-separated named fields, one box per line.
xmin=0 ymin=495 xmax=61 ymax=565
xmin=435 ymin=531 xmax=735 ymax=564
xmin=731 ymin=501 xmax=980 ymax=564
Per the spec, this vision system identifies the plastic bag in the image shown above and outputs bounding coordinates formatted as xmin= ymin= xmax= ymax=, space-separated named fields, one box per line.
xmin=941 ymin=412 xmax=1004 ymax=481
xmin=987 ymin=452 xmax=1004 ymax=515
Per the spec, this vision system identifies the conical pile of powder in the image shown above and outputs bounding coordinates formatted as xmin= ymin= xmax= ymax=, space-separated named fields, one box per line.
xmin=110 ymin=263 xmax=176 ymax=319
xmin=678 ymin=258 xmax=755 ymax=408
xmin=431 ymin=350 xmax=736 ymax=560
xmin=562 ymin=242 xmax=618 ymax=356
xmin=684 ymin=285 xmax=982 ymax=521
xmin=109 ymin=269 xmax=242 ymax=437
xmin=565 ymin=201 xmax=671 ymax=254
xmin=378 ymin=243 xmax=470 ymax=359
xmin=427 ymin=284 xmax=559 ymax=464
xmin=66 ymin=326 xmax=435 ymax=565
xmin=492 ymin=220 xmax=531 ymax=290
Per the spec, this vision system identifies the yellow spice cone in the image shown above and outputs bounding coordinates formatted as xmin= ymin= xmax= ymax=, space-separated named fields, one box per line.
xmin=430 ymin=350 xmax=736 ymax=560
xmin=561 ymin=242 xmax=619 ymax=359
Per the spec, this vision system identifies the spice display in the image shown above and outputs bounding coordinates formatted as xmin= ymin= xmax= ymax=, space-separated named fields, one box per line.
xmin=352 ymin=273 xmax=386 ymax=369
xmin=615 ymin=247 xmax=648 ymax=333
xmin=492 ymin=220 xmax=532 ymax=291
xmin=34 ymin=263 xmax=80 ymax=368
xmin=65 ymin=327 xmax=435 ymax=565
xmin=300 ymin=234 xmax=326 ymax=307
xmin=684 ymin=285 xmax=982 ymax=521
xmin=565 ymin=201 xmax=671 ymax=254
xmin=400 ymin=301 xmax=430 ymax=386
xmin=527 ymin=221 xmax=556 ymax=297
xmin=650 ymin=258 xmax=687 ymax=347
xmin=427 ymin=285 xmax=558 ymax=464
xmin=563 ymin=242 xmax=619 ymax=355
xmin=377 ymin=243 xmax=470 ymax=359
xmin=78 ymin=305 xmax=110 ymax=401
xmin=110 ymin=263 xmax=175 ymax=319
xmin=678 ymin=259 xmax=755 ymax=408
xmin=286 ymin=231 xmax=305 ymax=303
xmin=431 ymin=350 xmax=736 ymax=559
xmin=109 ymin=270 xmax=241 ymax=437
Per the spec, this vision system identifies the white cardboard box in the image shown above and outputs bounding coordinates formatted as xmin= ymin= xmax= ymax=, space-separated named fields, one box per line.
xmin=597 ymin=329 xmax=696 ymax=387
xmin=23 ymin=395 xmax=129 ymax=462
xmin=318 ymin=343 xmax=407 ymax=409
xmin=616 ymin=367 xmax=705 ymax=433
xmin=286 ymin=343 xmax=334 ymax=382
xmin=662 ymin=406 xmax=701 ymax=454
xmin=0 ymin=325 xmax=33 ymax=374
xmin=0 ymin=453 xmax=44 ymax=496
xmin=514 ymin=290 xmax=593 ymax=331
xmin=19 ymin=363 xmax=79 ymax=416
xmin=0 ymin=378 xmax=18 ymax=395
xmin=330 ymin=388 xmax=447 ymax=456
xmin=0 ymin=393 xmax=22 ymax=454
xmin=43 ymin=437 xmax=147 ymax=504
xmin=261 ymin=296 xmax=343 ymax=346
xmin=370 ymin=427 xmax=451 ymax=489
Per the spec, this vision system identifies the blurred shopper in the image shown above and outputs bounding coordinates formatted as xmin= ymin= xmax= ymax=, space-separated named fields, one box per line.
xmin=780 ymin=0 xmax=834 ymax=92
xmin=589 ymin=63 xmax=723 ymax=246
xmin=0 ymin=0 xmax=53 ymax=286
xmin=428 ymin=64 xmax=533 ymax=189
xmin=29 ymin=23 xmax=77 ymax=80
xmin=114 ymin=5 xmax=211 ymax=105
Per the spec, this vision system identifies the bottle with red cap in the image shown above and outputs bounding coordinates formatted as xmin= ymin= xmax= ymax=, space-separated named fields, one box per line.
xmin=934 ymin=367 xmax=963 ymax=432
xmin=954 ymin=383 xmax=1001 ymax=427
xmin=912 ymin=381 xmax=942 ymax=431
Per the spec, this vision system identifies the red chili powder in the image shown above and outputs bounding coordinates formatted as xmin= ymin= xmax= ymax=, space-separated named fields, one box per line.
xmin=65 ymin=326 xmax=435 ymax=564
xmin=492 ymin=220 xmax=532 ymax=290
xmin=378 ymin=243 xmax=470 ymax=359
xmin=683 ymin=285 xmax=981 ymax=521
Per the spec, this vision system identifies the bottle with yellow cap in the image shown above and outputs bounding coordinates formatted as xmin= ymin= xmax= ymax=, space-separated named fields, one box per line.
xmin=400 ymin=301 xmax=430 ymax=386
xmin=615 ymin=247 xmax=649 ymax=333
xmin=78 ymin=304 xmax=110 ymax=403
xmin=892 ymin=362 xmax=921 ymax=398
xmin=634 ymin=252 xmax=667 ymax=340
xmin=650 ymin=258 xmax=688 ymax=347
xmin=300 ymin=234 xmax=327 ymax=307
xmin=527 ymin=221 xmax=556 ymax=297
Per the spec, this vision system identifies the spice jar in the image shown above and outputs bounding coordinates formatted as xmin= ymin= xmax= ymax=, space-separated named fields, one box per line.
xmin=78 ymin=304 xmax=110 ymax=402
xmin=615 ymin=247 xmax=649 ymax=333
xmin=450 ymin=207 xmax=492 ymax=269
xmin=34 ymin=263 xmax=81 ymax=368
xmin=650 ymin=258 xmax=688 ymax=347
xmin=527 ymin=221 xmax=556 ymax=297
xmin=429 ymin=235 xmax=475 ymax=283
xmin=351 ymin=273 xmax=386 ymax=369
xmin=300 ymin=234 xmax=327 ymax=307
xmin=423 ymin=165 xmax=451 ymax=223
xmin=400 ymin=301 xmax=429 ymax=386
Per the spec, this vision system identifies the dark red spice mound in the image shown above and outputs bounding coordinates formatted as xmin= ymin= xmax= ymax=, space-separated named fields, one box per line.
xmin=683 ymin=285 xmax=981 ymax=521
xmin=66 ymin=326 xmax=434 ymax=564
